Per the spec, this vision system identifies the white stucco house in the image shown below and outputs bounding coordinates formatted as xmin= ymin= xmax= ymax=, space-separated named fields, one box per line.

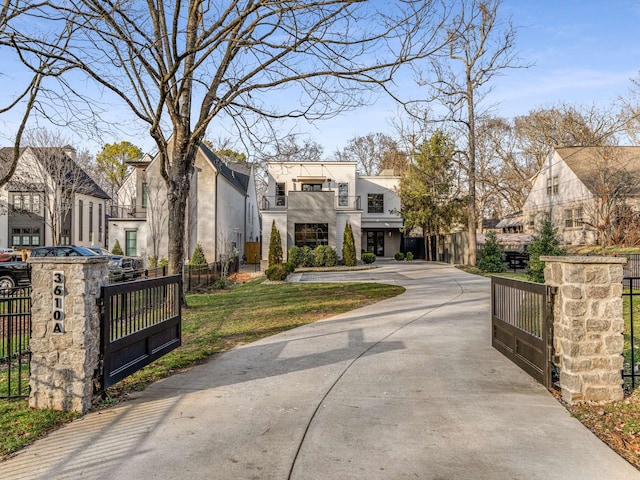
xmin=522 ymin=146 xmax=640 ymax=245
xmin=0 ymin=146 xmax=110 ymax=250
xmin=108 ymin=142 xmax=260 ymax=264
xmin=260 ymin=161 xmax=403 ymax=263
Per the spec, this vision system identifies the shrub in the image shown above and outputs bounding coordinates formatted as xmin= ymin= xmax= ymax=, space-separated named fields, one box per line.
xmin=394 ymin=252 xmax=405 ymax=261
xmin=265 ymin=262 xmax=293 ymax=281
xmin=268 ymin=220 xmax=283 ymax=266
xmin=158 ymin=257 xmax=169 ymax=268
xmin=362 ymin=252 xmax=376 ymax=264
xmin=406 ymin=251 xmax=414 ymax=261
xmin=288 ymin=246 xmax=302 ymax=267
xmin=190 ymin=243 xmax=208 ymax=266
xmin=148 ymin=256 xmax=158 ymax=268
xmin=477 ymin=231 xmax=506 ymax=273
xmin=527 ymin=219 xmax=566 ymax=283
xmin=342 ymin=222 xmax=357 ymax=266
xmin=324 ymin=247 xmax=337 ymax=267
xmin=111 ymin=239 xmax=124 ymax=255
xmin=301 ymin=246 xmax=314 ymax=267
xmin=314 ymin=245 xmax=327 ymax=267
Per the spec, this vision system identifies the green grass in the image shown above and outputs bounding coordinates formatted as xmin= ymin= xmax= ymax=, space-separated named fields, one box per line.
xmin=0 ymin=278 xmax=404 ymax=459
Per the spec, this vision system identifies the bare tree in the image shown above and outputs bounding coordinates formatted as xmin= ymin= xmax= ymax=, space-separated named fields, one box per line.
xmin=146 ymin=176 xmax=168 ymax=266
xmin=514 ymin=103 xmax=625 ymax=171
xmin=418 ymin=0 xmax=526 ymax=265
xmin=335 ymin=133 xmax=408 ymax=175
xmin=4 ymin=1 xmax=451 ymax=273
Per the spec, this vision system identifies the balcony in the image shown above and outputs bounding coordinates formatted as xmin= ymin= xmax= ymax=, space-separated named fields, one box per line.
xmin=109 ymin=204 xmax=147 ymax=220
xmin=261 ymin=194 xmax=361 ymax=211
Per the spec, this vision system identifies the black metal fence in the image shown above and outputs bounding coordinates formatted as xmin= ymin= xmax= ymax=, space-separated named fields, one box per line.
xmin=183 ymin=259 xmax=239 ymax=292
xmin=0 ymin=287 xmax=31 ymax=399
xmin=623 ymin=276 xmax=640 ymax=394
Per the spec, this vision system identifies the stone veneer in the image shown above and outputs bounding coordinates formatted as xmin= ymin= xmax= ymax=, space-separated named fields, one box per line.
xmin=541 ymin=255 xmax=626 ymax=404
xmin=28 ymin=256 xmax=109 ymax=413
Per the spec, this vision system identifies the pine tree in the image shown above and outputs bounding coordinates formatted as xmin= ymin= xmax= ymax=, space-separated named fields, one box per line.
xmin=268 ymin=220 xmax=283 ymax=266
xmin=111 ymin=239 xmax=124 ymax=255
xmin=189 ymin=243 xmax=208 ymax=265
xmin=527 ymin=219 xmax=566 ymax=283
xmin=342 ymin=221 xmax=357 ymax=266
xmin=477 ymin=230 xmax=506 ymax=272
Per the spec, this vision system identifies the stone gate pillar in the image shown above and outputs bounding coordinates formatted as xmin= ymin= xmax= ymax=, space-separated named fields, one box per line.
xmin=28 ymin=256 xmax=109 ymax=413
xmin=542 ymin=256 xmax=626 ymax=404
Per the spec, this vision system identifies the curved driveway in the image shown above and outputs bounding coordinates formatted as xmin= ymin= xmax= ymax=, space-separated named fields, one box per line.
xmin=1 ymin=261 xmax=638 ymax=479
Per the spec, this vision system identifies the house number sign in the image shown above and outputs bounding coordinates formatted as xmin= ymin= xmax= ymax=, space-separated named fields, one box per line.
xmin=52 ymin=271 xmax=65 ymax=334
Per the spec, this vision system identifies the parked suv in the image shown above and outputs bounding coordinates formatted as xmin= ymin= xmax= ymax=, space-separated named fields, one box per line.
xmin=108 ymin=256 xmax=144 ymax=282
xmin=30 ymin=245 xmax=99 ymax=257
xmin=0 ymin=261 xmax=31 ymax=290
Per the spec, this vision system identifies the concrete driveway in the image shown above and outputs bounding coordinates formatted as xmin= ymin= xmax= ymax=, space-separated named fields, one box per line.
xmin=1 ymin=261 xmax=638 ymax=479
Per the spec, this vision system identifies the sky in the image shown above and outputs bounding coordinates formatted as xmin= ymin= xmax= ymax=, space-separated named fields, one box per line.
xmin=0 ymin=0 xmax=639 ymax=159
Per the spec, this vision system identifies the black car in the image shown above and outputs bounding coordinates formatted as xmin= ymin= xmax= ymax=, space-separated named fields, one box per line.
xmin=0 ymin=261 xmax=31 ymax=290
xmin=30 ymin=245 xmax=99 ymax=257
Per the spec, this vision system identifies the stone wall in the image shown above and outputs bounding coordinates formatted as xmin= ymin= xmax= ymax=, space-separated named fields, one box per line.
xmin=542 ymin=255 xmax=626 ymax=404
xmin=28 ymin=256 xmax=108 ymax=413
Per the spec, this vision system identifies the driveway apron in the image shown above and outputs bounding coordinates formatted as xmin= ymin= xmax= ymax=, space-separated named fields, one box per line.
xmin=1 ymin=262 xmax=638 ymax=480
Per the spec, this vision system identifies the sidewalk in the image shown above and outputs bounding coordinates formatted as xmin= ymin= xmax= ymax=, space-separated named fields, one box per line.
xmin=1 ymin=262 xmax=638 ymax=479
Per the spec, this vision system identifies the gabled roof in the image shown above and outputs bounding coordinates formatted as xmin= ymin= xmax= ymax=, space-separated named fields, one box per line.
xmin=199 ymin=143 xmax=250 ymax=194
xmin=0 ymin=146 xmax=110 ymax=200
xmin=556 ymin=146 xmax=640 ymax=195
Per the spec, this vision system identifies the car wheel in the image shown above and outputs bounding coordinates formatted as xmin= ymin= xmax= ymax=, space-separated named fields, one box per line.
xmin=0 ymin=275 xmax=16 ymax=291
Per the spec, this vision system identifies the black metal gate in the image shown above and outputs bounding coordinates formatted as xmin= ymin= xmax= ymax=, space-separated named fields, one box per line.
xmin=0 ymin=287 xmax=31 ymax=399
xmin=491 ymin=277 xmax=555 ymax=389
xmin=95 ymin=275 xmax=182 ymax=392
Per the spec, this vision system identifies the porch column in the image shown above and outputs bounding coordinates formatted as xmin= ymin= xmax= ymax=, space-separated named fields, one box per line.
xmin=542 ymin=256 xmax=626 ymax=404
xmin=28 ymin=257 xmax=109 ymax=413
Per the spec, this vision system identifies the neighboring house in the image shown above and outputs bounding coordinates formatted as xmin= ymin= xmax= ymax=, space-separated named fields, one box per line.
xmin=260 ymin=161 xmax=402 ymax=263
xmin=0 ymin=146 xmax=110 ymax=250
xmin=522 ymin=146 xmax=640 ymax=245
xmin=108 ymin=142 xmax=260 ymax=264
xmin=495 ymin=212 xmax=523 ymax=234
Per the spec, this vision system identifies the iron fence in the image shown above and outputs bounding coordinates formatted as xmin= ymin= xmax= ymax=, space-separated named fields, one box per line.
xmin=183 ymin=259 xmax=239 ymax=292
xmin=0 ymin=287 xmax=31 ymax=399
xmin=622 ymin=276 xmax=640 ymax=394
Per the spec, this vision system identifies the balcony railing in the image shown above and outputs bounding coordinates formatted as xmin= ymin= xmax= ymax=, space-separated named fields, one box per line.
xmin=109 ymin=205 xmax=147 ymax=219
xmin=261 ymin=195 xmax=362 ymax=211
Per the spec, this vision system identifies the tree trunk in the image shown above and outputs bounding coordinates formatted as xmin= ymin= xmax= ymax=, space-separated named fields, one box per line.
xmin=467 ymin=78 xmax=478 ymax=266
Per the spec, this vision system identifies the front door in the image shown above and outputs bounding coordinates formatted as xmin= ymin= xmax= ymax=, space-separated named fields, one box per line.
xmin=367 ymin=231 xmax=385 ymax=256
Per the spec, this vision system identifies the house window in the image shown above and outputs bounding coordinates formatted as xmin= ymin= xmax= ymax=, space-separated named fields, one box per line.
xmin=276 ymin=182 xmax=286 ymax=206
xmin=368 ymin=193 xmax=384 ymax=213
xmin=78 ymin=200 xmax=83 ymax=242
xmin=564 ymin=208 xmax=583 ymax=228
xmin=302 ymin=183 xmax=322 ymax=192
xmin=89 ymin=202 xmax=94 ymax=242
xmin=547 ymin=176 xmax=559 ymax=196
xmin=12 ymin=193 xmax=41 ymax=214
xmin=338 ymin=183 xmax=348 ymax=207
xmin=125 ymin=230 xmax=137 ymax=256
xmin=142 ymin=183 xmax=149 ymax=208
xmin=295 ymin=223 xmax=328 ymax=248
xmin=12 ymin=228 xmax=40 ymax=247
xmin=98 ymin=204 xmax=103 ymax=240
